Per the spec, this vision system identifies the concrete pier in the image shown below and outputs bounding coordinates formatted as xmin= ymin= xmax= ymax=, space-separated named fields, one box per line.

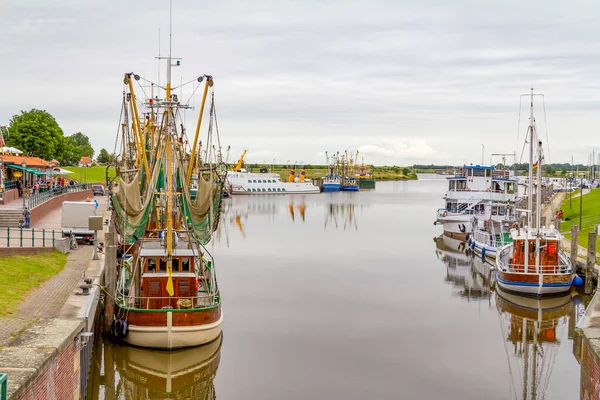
xmin=0 ymin=198 xmax=110 ymax=399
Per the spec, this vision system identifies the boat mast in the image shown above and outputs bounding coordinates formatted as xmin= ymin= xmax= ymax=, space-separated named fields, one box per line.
xmin=165 ymin=0 xmax=175 ymax=296
xmin=535 ymin=138 xmax=542 ymax=272
xmin=525 ymin=88 xmax=534 ymax=274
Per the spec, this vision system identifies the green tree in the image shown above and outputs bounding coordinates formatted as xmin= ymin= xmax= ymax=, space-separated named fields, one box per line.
xmin=69 ymin=132 xmax=94 ymax=158
xmin=402 ymin=167 xmax=410 ymax=176
xmin=6 ymin=109 xmax=64 ymax=160
xmin=59 ymin=136 xmax=83 ymax=166
xmin=97 ymin=148 xmax=111 ymax=164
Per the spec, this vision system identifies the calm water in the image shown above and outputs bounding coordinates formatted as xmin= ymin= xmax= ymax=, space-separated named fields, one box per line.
xmin=90 ymin=176 xmax=582 ymax=399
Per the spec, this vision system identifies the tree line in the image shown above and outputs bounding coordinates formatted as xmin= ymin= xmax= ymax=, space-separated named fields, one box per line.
xmin=1 ymin=109 xmax=112 ymax=166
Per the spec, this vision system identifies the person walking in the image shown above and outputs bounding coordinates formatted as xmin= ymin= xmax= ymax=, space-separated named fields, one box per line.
xmin=23 ymin=206 xmax=30 ymax=228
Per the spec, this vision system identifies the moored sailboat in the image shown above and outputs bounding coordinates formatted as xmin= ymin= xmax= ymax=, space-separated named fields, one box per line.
xmin=495 ymin=89 xmax=573 ymax=296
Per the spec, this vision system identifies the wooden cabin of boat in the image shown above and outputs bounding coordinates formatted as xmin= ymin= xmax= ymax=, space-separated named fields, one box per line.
xmin=116 ymin=239 xmax=222 ymax=350
xmin=496 ymin=226 xmax=572 ymax=296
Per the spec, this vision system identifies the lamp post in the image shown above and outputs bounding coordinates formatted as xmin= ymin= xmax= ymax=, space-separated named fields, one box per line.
xmin=21 ymin=159 xmax=26 ymax=209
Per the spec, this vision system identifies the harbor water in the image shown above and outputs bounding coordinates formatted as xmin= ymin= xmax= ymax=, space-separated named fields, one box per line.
xmin=89 ymin=176 xmax=581 ymax=399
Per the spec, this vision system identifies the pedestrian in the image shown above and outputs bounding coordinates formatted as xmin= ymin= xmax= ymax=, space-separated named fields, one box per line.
xmin=23 ymin=207 xmax=30 ymax=228
xmin=17 ymin=180 xmax=22 ymax=197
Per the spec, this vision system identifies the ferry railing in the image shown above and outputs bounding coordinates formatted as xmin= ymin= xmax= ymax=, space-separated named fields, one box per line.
xmin=0 ymin=228 xmax=61 ymax=248
xmin=0 ymin=373 xmax=6 ymax=400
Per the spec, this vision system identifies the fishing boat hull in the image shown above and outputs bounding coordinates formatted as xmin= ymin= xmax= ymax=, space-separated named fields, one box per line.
xmin=342 ymin=185 xmax=359 ymax=192
xmin=118 ymin=305 xmax=223 ymax=350
xmin=358 ymin=178 xmax=376 ymax=189
xmin=495 ymin=270 xmax=573 ymax=296
xmin=322 ymin=182 xmax=341 ymax=192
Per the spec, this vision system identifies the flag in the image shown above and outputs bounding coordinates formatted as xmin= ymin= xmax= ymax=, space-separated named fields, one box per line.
xmin=166 ymin=258 xmax=175 ymax=296
xmin=533 ymin=161 xmax=539 ymax=170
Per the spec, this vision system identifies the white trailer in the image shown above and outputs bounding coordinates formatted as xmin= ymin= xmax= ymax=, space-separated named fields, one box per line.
xmin=61 ymin=201 xmax=97 ymax=244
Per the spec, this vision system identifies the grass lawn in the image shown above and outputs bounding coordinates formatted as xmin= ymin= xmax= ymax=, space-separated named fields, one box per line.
xmin=0 ymin=251 xmax=68 ymax=316
xmin=560 ymin=188 xmax=600 ymax=249
xmin=265 ymin=167 xmax=417 ymax=180
xmin=63 ymin=166 xmax=117 ymax=184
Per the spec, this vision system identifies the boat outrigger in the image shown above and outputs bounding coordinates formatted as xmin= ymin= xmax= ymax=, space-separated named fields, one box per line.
xmin=109 ymin=22 xmax=226 ymax=349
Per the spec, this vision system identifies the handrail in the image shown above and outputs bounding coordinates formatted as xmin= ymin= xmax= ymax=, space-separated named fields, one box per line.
xmin=116 ymin=292 xmax=218 ymax=310
xmin=0 ymin=227 xmax=61 ymax=248
xmin=25 ymin=185 xmax=87 ymax=209
xmin=0 ymin=373 xmax=6 ymax=400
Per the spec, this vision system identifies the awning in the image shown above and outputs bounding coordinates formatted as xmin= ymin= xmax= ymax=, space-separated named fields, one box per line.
xmin=7 ymin=164 xmax=49 ymax=175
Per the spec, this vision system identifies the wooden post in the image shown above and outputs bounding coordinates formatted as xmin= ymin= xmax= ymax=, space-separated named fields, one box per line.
xmin=571 ymin=225 xmax=579 ymax=275
xmin=103 ymin=223 xmax=117 ymax=333
xmin=586 ymin=230 xmax=597 ymax=295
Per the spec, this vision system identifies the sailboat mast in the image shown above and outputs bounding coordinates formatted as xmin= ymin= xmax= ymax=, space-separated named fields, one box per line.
xmin=527 ymin=88 xmax=534 ymax=228
xmin=535 ymin=140 xmax=542 ymax=271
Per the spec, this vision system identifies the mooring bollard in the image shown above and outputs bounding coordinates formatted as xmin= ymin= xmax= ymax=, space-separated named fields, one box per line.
xmin=586 ymin=230 xmax=597 ymax=295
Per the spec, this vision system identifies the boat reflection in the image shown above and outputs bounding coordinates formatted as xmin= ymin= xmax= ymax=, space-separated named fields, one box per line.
xmin=324 ymin=203 xmax=360 ymax=231
xmin=89 ymin=334 xmax=222 ymax=399
xmin=435 ymin=235 xmax=493 ymax=300
xmin=495 ymin=288 xmax=575 ymax=400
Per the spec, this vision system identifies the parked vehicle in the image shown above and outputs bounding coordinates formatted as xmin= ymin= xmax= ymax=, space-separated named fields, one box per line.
xmin=61 ymin=201 xmax=97 ymax=244
xmin=92 ymin=185 xmax=105 ymax=196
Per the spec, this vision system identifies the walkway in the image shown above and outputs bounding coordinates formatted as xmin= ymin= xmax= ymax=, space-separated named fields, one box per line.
xmin=0 ymin=196 xmax=108 ymax=346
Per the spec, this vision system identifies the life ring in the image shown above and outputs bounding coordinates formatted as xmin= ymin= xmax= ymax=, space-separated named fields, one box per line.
xmin=443 ymin=211 xmax=448 ymax=217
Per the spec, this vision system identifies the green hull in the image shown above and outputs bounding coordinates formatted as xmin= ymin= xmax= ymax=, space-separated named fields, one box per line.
xmin=358 ymin=178 xmax=376 ymax=189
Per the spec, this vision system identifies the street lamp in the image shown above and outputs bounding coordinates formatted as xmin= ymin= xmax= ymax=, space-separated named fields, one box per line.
xmin=21 ymin=159 xmax=26 ymax=209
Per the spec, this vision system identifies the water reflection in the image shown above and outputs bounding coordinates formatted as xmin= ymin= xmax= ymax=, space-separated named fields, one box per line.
xmin=495 ymin=288 xmax=573 ymax=400
xmin=216 ymin=196 xmax=365 ymax=244
xmin=324 ymin=203 xmax=359 ymax=231
xmin=434 ymin=233 xmax=581 ymax=399
xmin=89 ymin=334 xmax=222 ymax=400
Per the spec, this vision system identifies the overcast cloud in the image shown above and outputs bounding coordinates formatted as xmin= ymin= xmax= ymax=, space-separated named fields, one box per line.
xmin=1 ymin=0 xmax=600 ymax=165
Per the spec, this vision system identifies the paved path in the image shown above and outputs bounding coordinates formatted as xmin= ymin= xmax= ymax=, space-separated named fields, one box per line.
xmin=0 ymin=196 xmax=108 ymax=345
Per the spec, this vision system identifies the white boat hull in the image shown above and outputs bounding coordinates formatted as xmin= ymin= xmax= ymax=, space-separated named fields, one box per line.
xmin=125 ymin=312 xmax=223 ymax=350
xmin=495 ymin=271 xmax=573 ymax=296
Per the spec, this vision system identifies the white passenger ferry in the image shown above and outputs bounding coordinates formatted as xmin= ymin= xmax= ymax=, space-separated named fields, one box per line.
xmin=227 ymin=170 xmax=320 ymax=195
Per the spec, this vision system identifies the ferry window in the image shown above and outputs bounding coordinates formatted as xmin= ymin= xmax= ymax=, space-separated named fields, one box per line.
xmin=486 ymin=169 xmax=491 ymax=177
xmin=282 ymin=188 xmax=286 ymax=191
xmin=159 ymin=258 xmax=167 ymax=272
xmin=147 ymin=258 xmax=157 ymax=272
xmin=253 ymin=180 xmax=257 ymax=183
xmin=248 ymin=180 xmax=251 ymax=183
xmin=268 ymin=188 xmax=272 ymax=191
xmin=172 ymin=258 xmax=180 ymax=271
xmin=472 ymin=169 xmax=485 ymax=177
xmin=181 ymin=258 xmax=191 ymax=272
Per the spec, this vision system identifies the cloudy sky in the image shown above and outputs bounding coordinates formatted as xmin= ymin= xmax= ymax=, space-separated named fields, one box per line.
xmin=2 ymin=0 xmax=600 ymax=166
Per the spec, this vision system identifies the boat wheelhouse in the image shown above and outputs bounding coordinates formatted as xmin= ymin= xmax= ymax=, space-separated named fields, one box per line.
xmin=467 ymin=201 xmax=517 ymax=259
xmin=496 ymin=226 xmax=572 ymax=296
xmin=342 ymin=177 xmax=359 ymax=191
xmin=116 ymin=239 xmax=222 ymax=349
xmin=322 ymin=175 xmax=342 ymax=192
xmin=436 ymin=164 xmax=518 ymax=241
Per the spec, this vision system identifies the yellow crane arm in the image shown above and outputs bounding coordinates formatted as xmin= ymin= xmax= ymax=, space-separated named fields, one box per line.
xmin=186 ymin=76 xmax=212 ymax=186
xmin=233 ymin=150 xmax=247 ymax=172
xmin=125 ymin=74 xmax=150 ymax=180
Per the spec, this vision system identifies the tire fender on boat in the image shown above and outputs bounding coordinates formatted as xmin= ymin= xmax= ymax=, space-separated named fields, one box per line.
xmin=481 ymin=247 xmax=486 ymax=259
xmin=120 ymin=320 xmax=129 ymax=339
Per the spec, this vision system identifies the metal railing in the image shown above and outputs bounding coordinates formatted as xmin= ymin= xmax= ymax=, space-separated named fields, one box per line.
xmin=25 ymin=185 xmax=87 ymax=209
xmin=0 ymin=227 xmax=62 ymax=248
xmin=117 ymin=292 xmax=217 ymax=310
xmin=3 ymin=179 xmax=17 ymax=190
xmin=0 ymin=373 xmax=6 ymax=400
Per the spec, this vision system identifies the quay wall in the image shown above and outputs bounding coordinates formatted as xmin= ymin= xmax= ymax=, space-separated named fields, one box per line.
xmin=30 ymin=189 xmax=93 ymax=226
xmin=580 ymin=328 xmax=600 ymax=400
xmin=14 ymin=328 xmax=81 ymax=400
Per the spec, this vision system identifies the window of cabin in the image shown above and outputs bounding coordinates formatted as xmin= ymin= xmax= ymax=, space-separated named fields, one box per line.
xmin=473 ymin=169 xmax=485 ymax=177
xmin=172 ymin=258 xmax=180 ymax=271
xmin=147 ymin=258 xmax=157 ymax=273
xmin=178 ymin=280 xmax=190 ymax=294
xmin=149 ymin=280 xmax=161 ymax=294
xmin=181 ymin=258 xmax=191 ymax=272
xmin=159 ymin=258 xmax=167 ymax=272
xmin=486 ymin=169 xmax=491 ymax=177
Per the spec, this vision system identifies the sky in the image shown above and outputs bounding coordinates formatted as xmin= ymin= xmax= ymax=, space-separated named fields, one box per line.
xmin=1 ymin=0 xmax=600 ymax=166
